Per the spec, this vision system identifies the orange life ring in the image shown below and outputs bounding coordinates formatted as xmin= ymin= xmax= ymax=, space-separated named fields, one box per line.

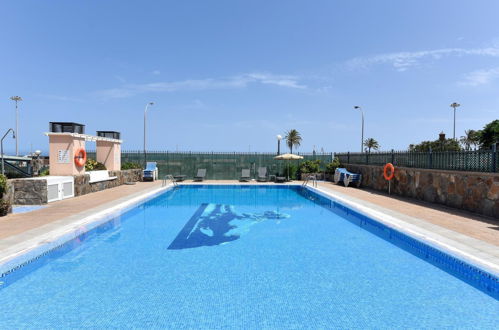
xmin=383 ymin=163 xmax=395 ymax=181
xmin=74 ymin=148 xmax=87 ymax=167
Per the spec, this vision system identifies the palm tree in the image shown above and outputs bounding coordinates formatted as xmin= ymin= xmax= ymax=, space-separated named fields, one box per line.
xmin=460 ymin=129 xmax=481 ymax=150
xmin=363 ymin=138 xmax=380 ymax=153
xmin=285 ymin=129 xmax=302 ymax=154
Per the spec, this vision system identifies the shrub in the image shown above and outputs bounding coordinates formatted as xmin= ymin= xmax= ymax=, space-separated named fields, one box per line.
xmin=283 ymin=163 xmax=298 ymax=180
xmin=0 ymin=174 xmax=7 ymax=196
xmin=325 ymin=157 xmax=341 ymax=174
xmin=299 ymin=160 xmax=321 ymax=174
xmin=121 ymin=162 xmax=142 ymax=170
xmin=85 ymin=158 xmax=107 ymax=171
xmin=39 ymin=168 xmax=50 ymax=176
xmin=0 ymin=199 xmax=10 ymax=216
xmin=0 ymin=174 xmax=11 ymax=217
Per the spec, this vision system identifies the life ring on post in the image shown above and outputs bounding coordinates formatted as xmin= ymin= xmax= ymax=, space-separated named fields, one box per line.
xmin=383 ymin=163 xmax=395 ymax=181
xmin=74 ymin=148 xmax=87 ymax=167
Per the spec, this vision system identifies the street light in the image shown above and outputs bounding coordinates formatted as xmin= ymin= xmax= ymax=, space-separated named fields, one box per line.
xmin=450 ymin=102 xmax=460 ymax=140
xmin=10 ymin=96 xmax=22 ymax=156
xmin=276 ymin=134 xmax=282 ymax=155
xmin=143 ymin=102 xmax=154 ymax=165
xmin=354 ymin=106 xmax=364 ymax=152
xmin=1 ymin=128 xmax=16 ymax=176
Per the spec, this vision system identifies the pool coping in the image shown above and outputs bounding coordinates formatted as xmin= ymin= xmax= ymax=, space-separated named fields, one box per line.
xmin=0 ymin=183 xmax=174 ymax=276
xmin=306 ymin=185 xmax=499 ymax=277
xmin=0 ymin=182 xmax=498 ymax=280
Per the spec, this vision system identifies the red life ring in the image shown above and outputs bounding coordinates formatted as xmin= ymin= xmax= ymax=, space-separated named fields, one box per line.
xmin=383 ymin=163 xmax=395 ymax=181
xmin=74 ymin=148 xmax=87 ymax=167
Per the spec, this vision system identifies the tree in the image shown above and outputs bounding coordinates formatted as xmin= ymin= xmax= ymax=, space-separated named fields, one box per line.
xmin=460 ymin=129 xmax=481 ymax=150
xmin=409 ymin=138 xmax=461 ymax=152
xmin=363 ymin=138 xmax=380 ymax=153
xmin=478 ymin=119 xmax=499 ymax=149
xmin=285 ymin=129 xmax=302 ymax=153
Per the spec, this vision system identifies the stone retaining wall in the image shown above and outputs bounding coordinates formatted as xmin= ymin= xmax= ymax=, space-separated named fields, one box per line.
xmin=344 ymin=164 xmax=499 ymax=218
xmin=10 ymin=179 xmax=47 ymax=205
xmin=74 ymin=169 xmax=142 ymax=197
xmin=8 ymin=169 xmax=142 ymax=205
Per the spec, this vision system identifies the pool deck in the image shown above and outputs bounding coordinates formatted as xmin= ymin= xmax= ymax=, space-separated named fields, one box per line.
xmin=0 ymin=180 xmax=498 ymax=275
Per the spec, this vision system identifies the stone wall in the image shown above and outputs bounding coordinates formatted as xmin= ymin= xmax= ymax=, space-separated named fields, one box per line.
xmin=73 ymin=169 xmax=142 ymax=197
xmin=10 ymin=179 xmax=48 ymax=205
xmin=7 ymin=169 xmax=142 ymax=205
xmin=344 ymin=164 xmax=499 ymax=218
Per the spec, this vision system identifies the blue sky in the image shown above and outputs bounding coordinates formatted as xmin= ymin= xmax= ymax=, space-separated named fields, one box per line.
xmin=1 ymin=0 xmax=498 ymax=154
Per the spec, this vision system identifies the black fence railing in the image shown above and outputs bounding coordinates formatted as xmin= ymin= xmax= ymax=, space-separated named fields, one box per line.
xmin=87 ymin=150 xmax=334 ymax=180
xmin=335 ymin=148 xmax=498 ymax=173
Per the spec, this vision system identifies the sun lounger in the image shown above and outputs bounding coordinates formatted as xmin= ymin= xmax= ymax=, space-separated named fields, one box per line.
xmin=194 ymin=169 xmax=206 ymax=182
xmin=143 ymin=162 xmax=158 ymax=181
xmin=257 ymin=167 xmax=268 ymax=182
xmin=334 ymin=168 xmax=362 ymax=187
xmin=240 ymin=169 xmax=251 ymax=182
xmin=275 ymin=176 xmax=286 ymax=183
xmin=173 ymin=175 xmax=186 ymax=182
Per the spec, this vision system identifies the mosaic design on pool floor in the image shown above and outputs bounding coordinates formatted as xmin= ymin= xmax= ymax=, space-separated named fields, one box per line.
xmin=168 ymin=203 xmax=289 ymax=250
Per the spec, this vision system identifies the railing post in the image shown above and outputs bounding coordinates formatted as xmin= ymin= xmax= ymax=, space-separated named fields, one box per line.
xmin=492 ymin=144 xmax=497 ymax=172
xmin=428 ymin=147 xmax=433 ymax=169
xmin=347 ymin=152 xmax=350 ymax=164
xmin=365 ymin=151 xmax=369 ymax=165
xmin=391 ymin=149 xmax=394 ymax=165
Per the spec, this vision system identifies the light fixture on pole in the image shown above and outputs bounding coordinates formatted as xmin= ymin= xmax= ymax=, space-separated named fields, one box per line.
xmin=276 ymin=134 xmax=282 ymax=155
xmin=1 ymin=128 xmax=16 ymax=176
xmin=450 ymin=102 xmax=460 ymax=140
xmin=354 ymin=106 xmax=364 ymax=152
xmin=143 ymin=102 xmax=154 ymax=165
xmin=10 ymin=96 xmax=22 ymax=156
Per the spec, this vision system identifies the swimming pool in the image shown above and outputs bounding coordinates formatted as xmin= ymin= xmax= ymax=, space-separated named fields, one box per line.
xmin=0 ymin=185 xmax=498 ymax=328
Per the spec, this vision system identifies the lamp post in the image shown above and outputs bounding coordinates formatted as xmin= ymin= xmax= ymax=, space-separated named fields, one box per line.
xmin=1 ymin=129 xmax=16 ymax=176
xmin=276 ymin=134 xmax=282 ymax=155
xmin=354 ymin=106 xmax=364 ymax=152
xmin=450 ymin=102 xmax=460 ymax=140
xmin=10 ymin=96 xmax=22 ymax=156
xmin=143 ymin=102 xmax=154 ymax=165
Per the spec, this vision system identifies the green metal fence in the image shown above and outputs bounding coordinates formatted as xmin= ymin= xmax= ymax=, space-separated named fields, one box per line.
xmin=88 ymin=151 xmax=333 ymax=180
xmin=335 ymin=148 xmax=498 ymax=173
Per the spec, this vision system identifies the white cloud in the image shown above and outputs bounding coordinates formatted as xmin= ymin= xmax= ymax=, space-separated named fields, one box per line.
xmin=460 ymin=67 xmax=499 ymax=86
xmin=347 ymin=47 xmax=499 ymax=72
xmin=95 ymin=72 xmax=306 ymax=99
xmin=244 ymin=73 xmax=306 ymax=89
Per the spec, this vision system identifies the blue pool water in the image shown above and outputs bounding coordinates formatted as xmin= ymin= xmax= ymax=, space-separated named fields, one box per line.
xmin=0 ymin=185 xmax=498 ymax=329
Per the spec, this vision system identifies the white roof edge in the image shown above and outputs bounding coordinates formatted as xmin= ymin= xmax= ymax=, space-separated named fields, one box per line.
xmin=44 ymin=132 xmax=122 ymax=143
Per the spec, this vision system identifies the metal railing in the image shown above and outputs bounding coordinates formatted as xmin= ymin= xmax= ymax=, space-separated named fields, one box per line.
xmin=88 ymin=150 xmax=334 ymax=180
xmin=335 ymin=146 xmax=498 ymax=173
xmin=302 ymin=174 xmax=318 ymax=187
xmin=162 ymin=174 xmax=178 ymax=187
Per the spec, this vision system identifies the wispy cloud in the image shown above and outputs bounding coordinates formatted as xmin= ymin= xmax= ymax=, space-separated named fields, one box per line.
xmin=152 ymin=70 xmax=161 ymax=75
xmin=347 ymin=47 xmax=499 ymax=72
xmin=96 ymin=72 xmax=306 ymax=99
xmin=460 ymin=67 xmax=499 ymax=86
